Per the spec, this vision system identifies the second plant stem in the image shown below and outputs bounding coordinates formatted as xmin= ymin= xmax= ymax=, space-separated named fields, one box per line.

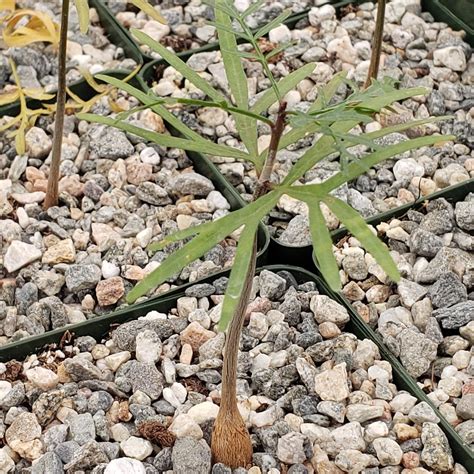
xmin=364 ymin=0 xmax=386 ymax=89
xmin=44 ymin=0 xmax=70 ymax=209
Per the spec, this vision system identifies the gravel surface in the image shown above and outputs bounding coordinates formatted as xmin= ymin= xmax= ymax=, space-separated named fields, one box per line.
xmin=0 ymin=90 xmax=238 ymax=345
xmin=0 ymin=270 xmax=468 ymax=473
xmin=145 ymin=0 xmax=473 ymax=245
xmin=333 ymin=193 xmax=474 ymax=436
xmin=112 ymin=0 xmax=322 ymax=55
xmin=0 ymin=0 xmax=137 ymax=93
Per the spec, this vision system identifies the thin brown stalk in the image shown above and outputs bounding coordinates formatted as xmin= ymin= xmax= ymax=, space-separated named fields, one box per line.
xmin=212 ymin=102 xmax=287 ymax=468
xmin=364 ymin=0 xmax=386 ymax=89
xmin=44 ymin=0 xmax=69 ymax=209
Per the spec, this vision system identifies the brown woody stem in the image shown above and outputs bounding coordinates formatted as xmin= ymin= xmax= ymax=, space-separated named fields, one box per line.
xmin=218 ymin=101 xmax=287 ymax=415
xmin=364 ymin=0 xmax=386 ymax=89
xmin=44 ymin=0 xmax=69 ymax=209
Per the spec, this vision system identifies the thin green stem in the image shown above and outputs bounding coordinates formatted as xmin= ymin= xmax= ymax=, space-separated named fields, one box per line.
xmin=234 ymin=14 xmax=282 ymax=102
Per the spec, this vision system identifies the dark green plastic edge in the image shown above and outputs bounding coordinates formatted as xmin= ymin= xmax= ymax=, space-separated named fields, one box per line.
xmin=320 ymin=277 xmax=474 ymax=471
xmin=0 ymin=264 xmax=470 ymax=469
xmin=271 ymin=178 xmax=474 ymax=270
xmin=0 ymin=0 xmax=143 ymax=118
xmin=330 ymin=178 xmax=474 ymax=242
xmin=89 ymin=0 xmax=143 ymax=66
xmin=422 ymin=0 xmax=474 ymax=46
xmin=313 ymin=181 xmax=474 ymax=470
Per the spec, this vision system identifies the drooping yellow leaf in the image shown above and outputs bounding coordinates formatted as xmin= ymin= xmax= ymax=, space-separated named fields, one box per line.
xmin=3 ymin=9 xmax=60 ymax=47
xmin=23 ymin=88 xmax=55 ymax=101
xmin=74 ymin=0 xmax=89 ymax=34
xmin=0 ymin=0 xmax=15 ymax=12
xmin=130 ymin=0 xmax=166 ymax=24
xmin=0 ymin=90 xmax=20 ymax=105
xmin=80 ymin=68 xmax=107 ymax=93
xmin=2 ymin=60 xmax=54 ymax=154
xmin=108 ymin=97 xmax=126 ymax=113
xmin=0 ymin=115 xmax=21 ymax=132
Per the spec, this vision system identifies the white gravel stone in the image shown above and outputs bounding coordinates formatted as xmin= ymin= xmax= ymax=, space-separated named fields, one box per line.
xmin=4 ymin=240 xmax=42 ymax=273
xmin=169 ymin=414 xmax=203 ymax=439
xmin=187 ymin=401 xmax=219 ymax=424
xmin=104 ymin=458 xmax=146 ymax=474
xmin=120 ymin=437 xmax=153 ymax=461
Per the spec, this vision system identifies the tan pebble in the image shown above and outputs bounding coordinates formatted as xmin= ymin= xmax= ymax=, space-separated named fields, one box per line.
xmin=319 ymin=322 xmax=341 ymax=339
xmin=56 ymin=406 xmax=77 ymax=423
xmin=180 ymin=322 xmax=215 ymax=352
xmin=179 ymin=343 xmax=193 ymax=364
xmin=394 ymin=423 xmax=420 ymax=441
xmin=118 ymin=400 xmax=132 ymax=422
xmin=402 ymin=452 xmax=420 ymax=469
xmin=56 ymin=363 xmax=72 ymax=383
xmin=96 ymin=277 xmax=125 ymax=306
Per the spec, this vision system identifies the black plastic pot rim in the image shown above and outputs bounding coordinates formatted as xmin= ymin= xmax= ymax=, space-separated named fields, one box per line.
xmin=318 ymin=275 xmax=474 ymax=471
xmin=0 ymin=263 xmax=471 ymax=470
xmin=272 ymin=178 xmax=474 ymax=253
xmin=421 ymin=0 xmax=474 ymax=46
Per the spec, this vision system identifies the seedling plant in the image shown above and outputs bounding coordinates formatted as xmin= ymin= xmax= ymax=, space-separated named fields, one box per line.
xmin=75 ymin=0 xmax=453 ymax=467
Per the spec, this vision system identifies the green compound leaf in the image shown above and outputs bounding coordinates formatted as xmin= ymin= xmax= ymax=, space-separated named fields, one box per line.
xmin=132 ymin=29 xmax=225 ymax=103
xmin=215 ymin=0 xmax=258 ymax=160
xmin=309 ymin=200 xmax=341 ymax=291
xmin=218 ymin=220 xmax=258 ymax=331
xmin=74 ymin=0 xmax=89 ymax=34
xmin=77 ymin=112 xmax=254 ymax=161
xmin=126 ymin=190 xmax=282 ymax=302
xmin=323 ymin=195 xmax=400 ymax=283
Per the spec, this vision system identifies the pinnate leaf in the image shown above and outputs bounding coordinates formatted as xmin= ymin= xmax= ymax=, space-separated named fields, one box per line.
xmin=74 ymin=0 xmax=89 ymax=34
xmin=130 ymin=0 xmax=166 ymax=24
xmin=78 ymin=112 xmax=254 ymax=161
xmin=132 ymin=29 xmax=225 ymax=103
xmin=308 ymin=200 xmax=341 ymax=290
xmin=215 ymin=0 xmax=258 ymax=159
xmin=323 ymin=195 xmax=400 ymax=282
xmin=218 ymin=221 xmax=258 ymax=331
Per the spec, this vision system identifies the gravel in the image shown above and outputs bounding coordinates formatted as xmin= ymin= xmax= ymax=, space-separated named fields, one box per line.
xmin=0 ymin=270 xmax=467 ymax=472
xmin=0 ymin=90 xmax=237 ymax=345
xmin=334 ymin=193 xmax=474 ymax=434
xmin=144 ymin=0 xmax=473 ymax=246
xmin=0 ymin=0 xmax=137 ymax=93
xmin=113 ymin=0 xmax=322 ymax=55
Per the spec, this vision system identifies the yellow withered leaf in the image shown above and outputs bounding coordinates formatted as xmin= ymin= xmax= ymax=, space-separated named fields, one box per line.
xmin=74 ymin=0 xmax=90 ymax=34
xmin=80 ymin=67 xmax=107 ymax=93
xmin=3 ymin=9 xmax=60 ymax=47
xmin=15 ymin=126 xmax=26 ymax=154
xmin=23 ymin=88 xmax=55 ymax=101
xmin=130 ymin=0 xmax=166 ymax=24
xmin=0 ymin=90 xmax=20 ymax=106
xmin=0 ymin=0 xmax=15 ymax=12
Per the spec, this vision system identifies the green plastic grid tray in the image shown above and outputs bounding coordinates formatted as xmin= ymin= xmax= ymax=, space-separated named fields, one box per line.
xmin=313 ymin=180 xmax=474 ymax=471
xmin=0 ymin=264 xmax=470 ymax=469
xmin=422 ymin=0 xmax=474 ymax=46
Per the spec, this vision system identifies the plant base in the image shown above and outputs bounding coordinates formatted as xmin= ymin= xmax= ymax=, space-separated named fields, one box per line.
xmin=211 ymin=409 xmax=253 ymax=468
